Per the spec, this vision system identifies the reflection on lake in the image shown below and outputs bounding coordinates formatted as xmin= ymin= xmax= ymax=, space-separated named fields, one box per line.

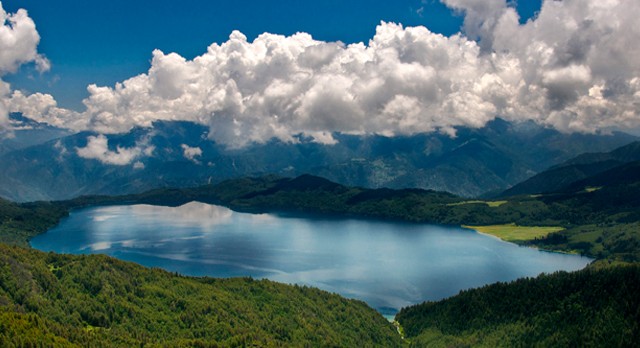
xmin=31 ymin=202 xmax=592 ymax=315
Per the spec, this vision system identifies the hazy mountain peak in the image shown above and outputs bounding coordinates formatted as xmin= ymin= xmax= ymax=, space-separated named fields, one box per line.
xmin=0 ymin=119 xmax=636 ymax=202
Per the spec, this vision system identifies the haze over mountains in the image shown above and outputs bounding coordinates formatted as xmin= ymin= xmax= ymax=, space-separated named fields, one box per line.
xmin=2 ymin=0 xmax=640 ymax=203
xmin=0 ymin=113 xmax=635 ymax=202
xmin=0 ymin=113 xmax=70 ymax=156
xmin=1 ymin=1 xmax=640 ymax=346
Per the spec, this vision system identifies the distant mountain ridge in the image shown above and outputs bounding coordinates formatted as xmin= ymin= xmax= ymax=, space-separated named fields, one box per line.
xmin=0 ymin=115 xmax=636 ymax=202
xmin=0 ymin=113 xmax=70 ymax=156
xmin=500 ymin=141 xmax=640 ymax=197
xmin=562 ymin=141 xmax=640 ymax=165
xmin=560 ymin=160 xmax=640 ymax=206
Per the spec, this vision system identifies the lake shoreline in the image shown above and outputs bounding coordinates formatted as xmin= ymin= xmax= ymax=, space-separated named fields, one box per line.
xmin=40 ymin=201 xmax=589 ymax=261
xmin=32 ymin=201 xmax=593 ymax=317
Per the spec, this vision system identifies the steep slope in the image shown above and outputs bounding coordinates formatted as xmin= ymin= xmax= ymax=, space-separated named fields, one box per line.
xmin=564 ymin=141 xmax=640 ymax=165
xmin=0 ymin=244 xmax=401 ymax=347
xmin=0 ymin=197 xmax=67 ymax=247
xmin=500 ymin=141 xmax=640 ymax=197
xmin=569 ymin=160 xmax=640 ymax=191
xmin=497 ymin=161 xmax=622 ymax=197
xmin=396 ymin=265 xmax=640 ymax=347
xmin=0 ymin=119 xmax=635 ymax=202
xmin=309 ymin=120 xmax=635 ymax=196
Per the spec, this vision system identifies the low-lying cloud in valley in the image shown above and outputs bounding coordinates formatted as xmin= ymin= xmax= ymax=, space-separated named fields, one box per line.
xmin=4 ymin=0 xmax=640 ymax=156
xmin=181 ymin=144 xmax=203 ymax=164
xmin=76 ymin=134 xmax=154 ymax=165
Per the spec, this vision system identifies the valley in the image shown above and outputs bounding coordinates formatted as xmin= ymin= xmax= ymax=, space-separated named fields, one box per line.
xmin=2 ymin=138 xmax=640 ymax=346
xmin=1 ymin=116 xmax=635 ymax=202
xmin=2 ymin=1 xmax=640 ymax=346
xmin=30 ymin=202 xmax=591 ymax=315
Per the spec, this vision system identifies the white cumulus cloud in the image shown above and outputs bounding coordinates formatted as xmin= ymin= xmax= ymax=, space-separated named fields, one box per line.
xmin=54 ymin=24 xmax=502 ymax=146
xmin=0 ymin=5 xmax=48 ymax=74
xmin=181 ymin=144 xmax=202 ymax=163
xmin=12 ymin=0 xmax=640 ymax=144
xmin=76 ymin=134 xmax=154 ymax=166
xmin=0 ymin=3 xmax=51 ymax=133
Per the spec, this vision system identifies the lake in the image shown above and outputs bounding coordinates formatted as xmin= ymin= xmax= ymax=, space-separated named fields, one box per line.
xmin=31 ymin=201 xmax=592 ymax=316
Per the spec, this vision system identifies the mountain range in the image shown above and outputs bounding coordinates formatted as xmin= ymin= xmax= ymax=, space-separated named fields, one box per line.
xmin=2 ymin=135 xmax=640 ymax=346
xmin=0 ymin=113 xmax=70 ymax=157
xmin=499 ymin=141 xmax=640 ymax=197
xmin=0 ymin=113 xmax=636 ymax=202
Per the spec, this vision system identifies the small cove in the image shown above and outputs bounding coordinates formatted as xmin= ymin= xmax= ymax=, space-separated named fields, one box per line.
xmin=31 ymin=201 xmax=592 ymax=316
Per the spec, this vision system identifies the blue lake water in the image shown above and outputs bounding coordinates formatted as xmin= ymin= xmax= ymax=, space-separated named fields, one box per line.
xmin=31 ymin=202 xmax=592 ymax=315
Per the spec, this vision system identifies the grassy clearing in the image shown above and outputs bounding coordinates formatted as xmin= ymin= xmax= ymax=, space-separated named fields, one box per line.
xmin=447 ymin=200 xmax=507 ymax=208
xmin=462 ymin=223 xmax=564 ymax=243
xmin=585 ymin=186 xmax=602 ymax=193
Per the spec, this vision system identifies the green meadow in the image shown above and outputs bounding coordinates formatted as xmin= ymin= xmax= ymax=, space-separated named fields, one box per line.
xmin=463 ymin=223 xmax=564 ymax=243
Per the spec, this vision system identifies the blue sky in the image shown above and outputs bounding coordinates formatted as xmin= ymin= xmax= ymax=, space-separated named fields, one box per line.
xmin=4 ymin=0 xmax=541 ymax=110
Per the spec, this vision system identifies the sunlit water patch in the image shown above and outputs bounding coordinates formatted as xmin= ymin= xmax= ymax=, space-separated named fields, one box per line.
xmin=31 ymin=202 xmax=592 ymax=315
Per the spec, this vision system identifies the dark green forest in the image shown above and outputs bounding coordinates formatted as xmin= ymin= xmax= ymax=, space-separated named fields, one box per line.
xmin=0 ymin=198 xmax=67 ymax=248
xmin=2 ymin=172 xmax=639 ymax=263
xmin=1 ymin=171 xmax=640 ymax=346
xmin=61 ymin=173 xmax=639 ymax=263
xmin=396 ymin=265 xmax=640 ymax=347
xmin=0 ymin=244 xmax=401 ymax=347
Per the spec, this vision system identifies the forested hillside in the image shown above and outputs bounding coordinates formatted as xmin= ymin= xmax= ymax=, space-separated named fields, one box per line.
xmin=85 ymin=173 xmax=638 ymax=263
xmin=500 ymin=141 xmax=640 ymax=197
xmin=2 ymin=171 xmax=640 ymax=346
xmin=396 ymin=265 xmax=640 ymax=347
xmin=4 ymin=169 xmax=640 ymax=262
xmin=0 ymin=244 xmax=401 ymax=347
xmin=0 ymin=198 xmax=67 ymax=247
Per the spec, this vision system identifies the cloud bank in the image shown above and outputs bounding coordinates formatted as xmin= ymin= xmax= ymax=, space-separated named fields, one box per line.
xmin=0 ymin=3 xmax=50 ymax=132
xmin=10 ymin=0 xmax=640 ymax=148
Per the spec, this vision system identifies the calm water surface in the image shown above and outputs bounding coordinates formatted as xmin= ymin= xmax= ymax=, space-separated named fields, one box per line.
xmin=31 ymin=202 xmax=592 ymax=315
